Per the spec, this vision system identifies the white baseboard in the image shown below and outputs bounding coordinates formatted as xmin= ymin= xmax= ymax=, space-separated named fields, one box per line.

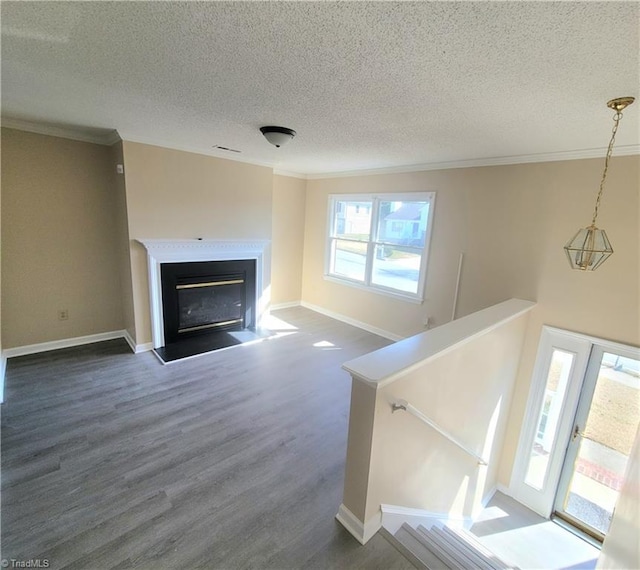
xmin=123 ymin=330 xmax=153 ymax=354
xmin=3 ymin=330 xmax=128 ymax=358
xmin=270 ymin=301 xmax=301 ymax=311
xmin=0 ymin=355 xmax=6 ymax=404
xmin=300 ymin=301 xmax=403 ymax=342
xmin=380 ymin=504 xmax=472 ymax=534
xmin=336 ymin=504 xmax=382 ymax=545
xmin=495 ymin=483 xmax=512 ymax=498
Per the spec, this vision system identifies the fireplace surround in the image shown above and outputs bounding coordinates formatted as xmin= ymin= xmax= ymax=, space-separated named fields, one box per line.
xmin=138 ymin=239 xmax=269 ymax=350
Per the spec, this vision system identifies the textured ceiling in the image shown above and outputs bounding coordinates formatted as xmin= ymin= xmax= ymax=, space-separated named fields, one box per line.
xmin=1 ymin=1 xmax=638 ymax=176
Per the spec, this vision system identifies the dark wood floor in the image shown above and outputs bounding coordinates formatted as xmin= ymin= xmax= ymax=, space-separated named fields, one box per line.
xmin=1 ymin=307 xmax=413 ymax=570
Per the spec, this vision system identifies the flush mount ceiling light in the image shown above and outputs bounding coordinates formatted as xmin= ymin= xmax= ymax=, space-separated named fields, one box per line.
xmin=564 ymin=96 xmax=635 ymax=271
xmin=259 ymin=126 xmax=296 ymax=148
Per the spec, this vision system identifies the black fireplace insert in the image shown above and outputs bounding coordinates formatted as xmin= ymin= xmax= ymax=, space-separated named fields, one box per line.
xmin=160 ymin=259 xmax=256 ymax=345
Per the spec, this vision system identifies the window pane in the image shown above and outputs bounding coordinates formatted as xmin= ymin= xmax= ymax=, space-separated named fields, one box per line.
xmin=330 ymin=239 xmax=367 ymax=282
xmin=371 ymin=245 xmax=421 ymax=294
xmin=525 ymin=349 xmax=575 ymax=490
xmin=333 ymin=200 xmax=372 ymax=240
xmin=562 ymin=353 xmax=640 ymax=535
xmin=377 ymin=201 xmax=429 ymax=247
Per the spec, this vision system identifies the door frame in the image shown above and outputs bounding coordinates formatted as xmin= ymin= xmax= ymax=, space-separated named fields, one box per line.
xmin=511 ymin=326 xmax=639 ymax=520
xmin=510 ymin=326 xmax=591 ymax=517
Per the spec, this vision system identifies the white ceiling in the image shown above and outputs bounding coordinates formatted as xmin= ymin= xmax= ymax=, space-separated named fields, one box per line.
xmin=1 ymin=1 xmax=638 ymax=177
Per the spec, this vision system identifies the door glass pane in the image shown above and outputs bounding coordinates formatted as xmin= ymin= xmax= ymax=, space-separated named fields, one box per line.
xmin=525 ymin=349 xmax=575 ymax=490
xmin=562 ymin=353 xmax=640 ymax=535
xmin=371 ymin=244 xmax=421 ymax=294
xmin=330 ymin=239 xmax=367 ymax=282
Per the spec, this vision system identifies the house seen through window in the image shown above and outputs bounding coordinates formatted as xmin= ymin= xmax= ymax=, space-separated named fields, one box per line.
xmin=326 ymin=193 xmax=435 ymax=300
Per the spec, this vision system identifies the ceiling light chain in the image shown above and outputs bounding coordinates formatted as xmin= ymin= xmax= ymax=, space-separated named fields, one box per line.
xmin=590 ymin=107 xmax=623 ymax=227
xmin=564 ymin=96 xmax=635 ymax=271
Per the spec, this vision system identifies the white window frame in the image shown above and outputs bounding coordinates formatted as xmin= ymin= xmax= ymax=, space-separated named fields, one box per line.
xmin=324 ymin=192 xmax=435 ymax=303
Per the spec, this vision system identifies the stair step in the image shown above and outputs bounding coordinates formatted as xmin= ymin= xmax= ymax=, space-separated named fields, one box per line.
xmin=418 ymin=525 xmax=492 ymax=570
xmin=441 ymin=526 xmax=516 ymax=570
xmin=426 ymin=526 xmax=496 ymax=570
xmin=412 ymin=525 xmax=465 ymax=569
xmin=394 ymin=523 xmax=452 ymax=569
xmin=386 ymin=521 xmax=519 ymax=570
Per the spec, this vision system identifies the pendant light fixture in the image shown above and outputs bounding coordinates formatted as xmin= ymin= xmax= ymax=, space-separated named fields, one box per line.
xmin=564 ymin=96 xmax=635 ymax=271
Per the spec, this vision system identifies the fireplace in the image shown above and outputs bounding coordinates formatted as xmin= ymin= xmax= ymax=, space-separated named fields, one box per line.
xmin=160 ymin=259 xmax=256 ymax=344
xmin=138 ymin=239 xmax=269 ymax=354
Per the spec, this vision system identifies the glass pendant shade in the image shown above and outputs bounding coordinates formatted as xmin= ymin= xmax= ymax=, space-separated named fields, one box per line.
xmin=564 ymin=225 xmax=613 ymax=271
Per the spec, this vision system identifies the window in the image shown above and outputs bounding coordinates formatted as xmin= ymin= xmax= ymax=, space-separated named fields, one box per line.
xmin=326 ymin=193 xmax=435 ymax=300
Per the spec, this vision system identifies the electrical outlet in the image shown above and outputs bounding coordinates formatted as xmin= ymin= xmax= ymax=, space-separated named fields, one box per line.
xmin=58 ymin=309 xmax=69 ymax=321
xmin=424 ymin=316 xmax=433 ymax=329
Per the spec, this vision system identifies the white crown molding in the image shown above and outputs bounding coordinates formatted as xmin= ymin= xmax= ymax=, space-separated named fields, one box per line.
xmin=305 ymin=145 xmax=640 ymax=180
xmin=273 ymin=168 xmax=308 ymax=179
xmin=118 ymin=132 xmax=279 ymax=171
xmin=4 ymin=118 xmax=637 ymax=177
xmin=1 ymin=117 xmax=120 ymax=146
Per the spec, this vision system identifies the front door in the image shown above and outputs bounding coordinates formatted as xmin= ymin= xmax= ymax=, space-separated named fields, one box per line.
xmin=511 ymin=327 xmax=639 ymax=536
xmin=553 ymin=348 xmax=640 ymax=540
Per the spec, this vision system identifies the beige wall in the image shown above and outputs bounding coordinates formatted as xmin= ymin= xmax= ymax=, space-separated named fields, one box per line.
xmin=110 ymin=141 xmax=136 ymax=341
xmin=121 ymin=141 xmax=274 ymax=345
xmin=302 ymin=165 xmax=535 ymax=337
xmin=271 ymin=175 xmax=306 ymax=306
xmin=1 ymin=128 xmax=124 ymax=348
xmin=340 ymin=308 xmax=531 ymax=537
xmin=497 ymin=156 xmax=639 ymax=486
xmin=302 ymin=156 xmax=639 ymax=486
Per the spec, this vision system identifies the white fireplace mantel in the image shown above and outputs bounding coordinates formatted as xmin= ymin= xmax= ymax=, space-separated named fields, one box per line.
xmin=138 ymin=239 xmax=269 ymax=348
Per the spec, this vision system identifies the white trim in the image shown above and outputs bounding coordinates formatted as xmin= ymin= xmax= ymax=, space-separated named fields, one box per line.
xmin=3 ymin=330 xmax=127 ymax=358
xmin=123 ymin=330 xmax=153 ymax=354
xmin=336 ymin=504 xmax=382 ymax=545
xmin=495 ymin=483 xmax=512 ymax=498
xmin=325 ymin=192 xmax=435 ymax=304
xmin=380 ymin=504 xmax=472 ymax=534
xmin=510 ymin=326 xmax=593 ymax=517
xmin=270 ymin=301 xmax=301 ymax=311
xmin=0 ymin=355 xmax=6 ymax=404
xmin=322 ymin=275 xmax=425 ymax=305
xmin=306 ymin=146 xmax=640 ymax=179
xmin=300 ymin=301 xmax=402 ymax=342
xmin=2 ymin=117 xmax=119 ymax=146
xmin=273 ymin=169 xmax=307 ymax=179
xmin=343 ymin=298 xmax=535 ymax=388
xmin=137 ymin=239 xmax=269 ymax=349
xmin=543 ymin=326 xmax=640 ymax=356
